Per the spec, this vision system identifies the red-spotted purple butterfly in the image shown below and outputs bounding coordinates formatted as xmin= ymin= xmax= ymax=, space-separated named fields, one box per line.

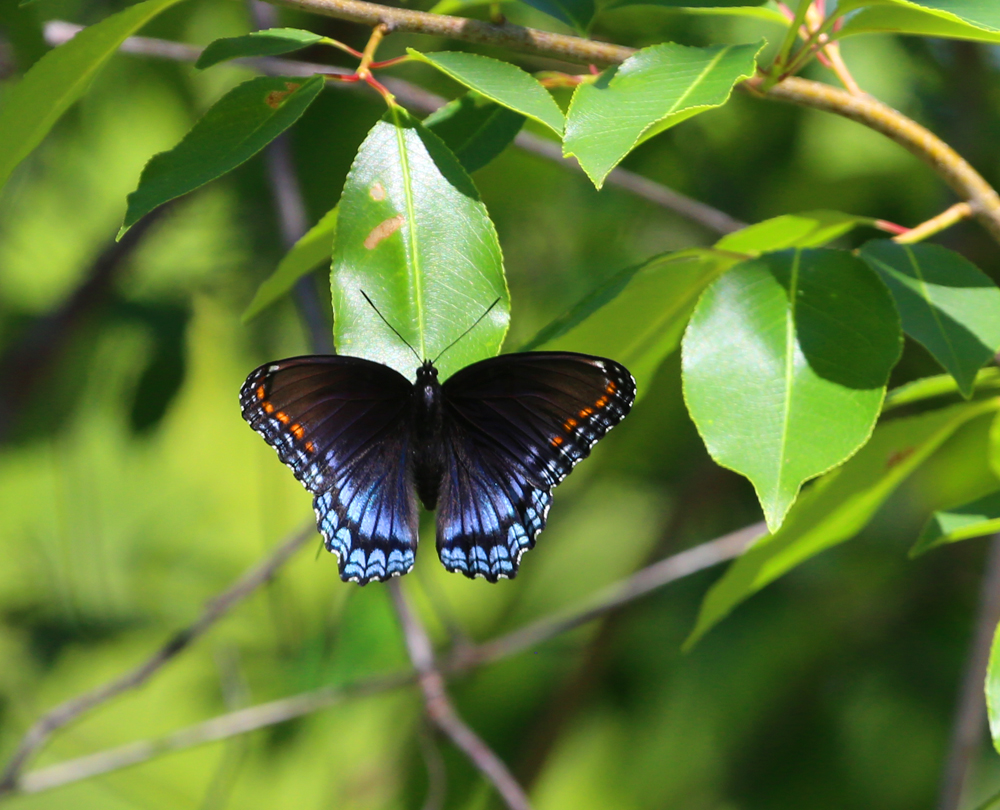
xmin=240 ymin=317 xmax=634 ymax=584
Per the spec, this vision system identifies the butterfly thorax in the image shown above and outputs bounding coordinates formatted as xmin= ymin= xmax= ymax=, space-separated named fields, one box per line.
xmin=411 ymin=360 xmax=445 ymax=510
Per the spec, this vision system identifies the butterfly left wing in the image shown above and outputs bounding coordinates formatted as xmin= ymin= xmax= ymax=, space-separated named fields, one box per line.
xmin=240 ymin=355 xmax=419 ymax=584
xmin=437 ymin=352 xmax=635 ymax=581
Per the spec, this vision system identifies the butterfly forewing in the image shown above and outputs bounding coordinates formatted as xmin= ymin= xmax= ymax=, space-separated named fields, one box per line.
xmin=240 ymin=356 xmax=419 ymax=584
xmin=437 ymin=352 xmax=635 ymax=581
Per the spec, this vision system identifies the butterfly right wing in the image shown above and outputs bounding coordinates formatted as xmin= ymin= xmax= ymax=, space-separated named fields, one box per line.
xmin=240 ymin=355 xmax=419 ymax=584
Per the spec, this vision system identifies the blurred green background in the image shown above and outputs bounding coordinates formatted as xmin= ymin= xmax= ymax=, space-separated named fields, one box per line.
xmin=2 ymin=0 xmax=1000 ymax=806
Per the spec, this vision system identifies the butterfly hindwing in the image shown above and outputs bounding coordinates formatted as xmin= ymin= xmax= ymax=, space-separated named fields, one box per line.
xmin=240 ymin=356 xmax=419 ymax=584
xmin=437 ymin=352 xmax=635 ymax=581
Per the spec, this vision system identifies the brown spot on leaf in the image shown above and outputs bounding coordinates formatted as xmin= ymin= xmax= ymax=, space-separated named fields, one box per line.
xmin=886 ymin=447 xmax=915 ymax=469
xmin=265 ymin=82 xmax=300 ymax=109
xmin=364 ymin=215 xmax=405 ymax=250
xmin=369 ymin=182 xmax=386 ymax=201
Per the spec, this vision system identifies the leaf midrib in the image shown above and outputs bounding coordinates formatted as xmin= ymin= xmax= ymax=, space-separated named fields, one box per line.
xmin=390 ymin=107 xmax=426 ymax=359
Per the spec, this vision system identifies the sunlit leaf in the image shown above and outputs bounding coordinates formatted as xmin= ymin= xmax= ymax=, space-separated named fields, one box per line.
xmin=422 ymin=94 xmax=525 ymax=173
xmin=838 ymin=0 xmax=1000 ymax=43
xmin=859 ymin=240 xmax=1000 ymax=398
xmin=520 ymin=0 xmax=596 ymax=31
xmin=242 ymin=205 xmax=338 ymax=323
xmin=196 ymin=28 xmax=325 ymax=70
xmin=716 ymin=210 xmax=874 ymax=255
xmin=121 ymin=74 xmax=325 ymax=236
xmin=682 ymin=248 xmax=902 ymax=531
xmin=563 ymin=40 xmax=762 ymax=188
xmin=911 ymin=490 xmax=1000 ymax=556
xmin=883 ymin=367 xmax=1000 ymax=412
xmin=407 ymin=50 xmax=564 ymax=136
xmin=331 ymin=106 xmax=509 ymax=381
xmin=524 ymin=249 xmax=739 ymax=400
xmin=686 ymin=396 xmax=1000 ymax=648
xmin=989 ymin=618 xmax=1000 ymax=755
xmin=602 ymin=0 xmax=786 ymax=26
xmin=0 ymin=0 xmax=188 ymax=193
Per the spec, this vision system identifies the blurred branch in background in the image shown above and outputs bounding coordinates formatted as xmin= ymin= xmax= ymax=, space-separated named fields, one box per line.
xmin=0 ymin=520 xmax=755 ymax=798
xmin=41 ymin=21 xmax=745 ymax=236
xmin=938 ymin=535 xmax=1000 ymax=810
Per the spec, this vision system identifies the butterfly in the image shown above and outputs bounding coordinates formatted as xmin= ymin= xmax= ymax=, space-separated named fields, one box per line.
xmin=240 ymin=350 xmax=634 ymax=584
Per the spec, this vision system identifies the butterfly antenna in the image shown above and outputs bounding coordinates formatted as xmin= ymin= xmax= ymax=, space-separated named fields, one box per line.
xmin=432 ymin=297 xmax=501 ymax=364
xmin=360 ymin=290 xmax=422 ymax=364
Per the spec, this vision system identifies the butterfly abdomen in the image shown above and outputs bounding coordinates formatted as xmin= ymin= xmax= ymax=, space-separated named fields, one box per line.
xmin=411 ymin=361 xmax=446 ymax=510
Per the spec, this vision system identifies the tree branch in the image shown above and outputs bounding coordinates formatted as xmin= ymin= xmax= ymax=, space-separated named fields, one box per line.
xmin=0 ymin=523 xmax=315 ymax=797
xmin=388 ymin=580 xmax=532 ymax=810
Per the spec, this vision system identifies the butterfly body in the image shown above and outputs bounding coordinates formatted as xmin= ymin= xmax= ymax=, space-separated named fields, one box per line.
xmin=241 ymin=351 xmax=635 ymax=585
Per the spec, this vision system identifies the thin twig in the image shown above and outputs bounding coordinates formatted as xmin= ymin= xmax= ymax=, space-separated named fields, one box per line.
xmin=41 ymin=22 xmax=740 ymax=235
xmin=894 ymin=202 xmax=974 ymax=244
xmin=937 ymin=535 xmax=1000 ymax=810
xmin=0 ymin=525 xmax=757 ymax=797
xmin=389 ymin=581 xmax=532 ymax=810
xmin=0 ymin=522 xmax=315 ymax=796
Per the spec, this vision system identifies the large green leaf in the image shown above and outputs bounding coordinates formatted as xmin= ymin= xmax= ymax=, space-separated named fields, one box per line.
xmin=519 ymin=0 xmax=596 ymax=32
xmin=912 ymin=490 xmax=1000 ymax=556
xmin=331 ymin=106 xmax=509 ymax=381
xmin=838 ymin=0 xmax=1000 ymax=42
xmin=422 ymin=94 xmax=525 ymax=174
xmin=686 ymin=396 xmax=1000 ymax=647
xmin=563 ymin=41 xmax=762 ymax=188
xmin=602 ymin=0 xmax=786 ymax=26
xmin=716 ymin=210 xmax=874 ymax=255
xmin=883 ymin=367 xmax=1000 ymax=412
xmin=525 ymin=249 xmax=740 ymax=399
xmin=407 ymin=50 xmax=564 ymax=136
xmin=196 ymin=28 xmax=325 ymax=70
xmin=242 ymin=206 xmax=339 ymax=323
xmin=0 ymin=0 xmax=188 ymax=193
xmin=860 ymin=240 xmax=1000 ymax=399
xmin=682 ymin=248 xmax=902 ymax=531
xmin=121 ymin=74 xmax=325 ymax=236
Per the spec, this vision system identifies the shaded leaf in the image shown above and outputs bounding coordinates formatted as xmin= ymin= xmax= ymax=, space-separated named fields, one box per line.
xmin=518 ymin=0 xmax=595 ymax=32
xmin=686 ymin=396 xmax=1000 ymax=647
xmin=603 ymin=0 xmax=786 ymax=26
xmin=682 ymin=248 xmax=902 ymax=531
xmin=331 ymin=106 xmax=508 ymax=381
xmin=121 ymin=74 xmax=325 ymax=235
xmin=716 ymin=210 xmax=874 ymax=255
xmin=563 ymin=41 xmax=762 ymax=188
xmin=423 ymin=93 xmax=525 ymax=173
xmin=196 ymin=28 xmax=324 ymax=70
xmin=883 ymin=367 xmax=1000 ymax=412
xmin=525 ymin=249 xmax=740 ymax=400
xmin=0 ymin=0 xmax=188 ymax=193
xmin=989 ymin=618 xmax=1000 ymax=755
xmin=407 ymin=50 xmax=564 ymax=136
xmin=242 ymin=206 xmax=339 ymax=323
xmin=860 ymin=240 xmax=1000 ymax=398
xmin=912 ymin=490 xmax=1000 ymax=556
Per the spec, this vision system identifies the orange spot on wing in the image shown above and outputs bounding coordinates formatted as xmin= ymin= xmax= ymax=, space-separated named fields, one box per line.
xmin=550 ymin=435 xmax=564 ymax=447
xmin=256 ymin=385 xmax=266 ymax=400
xmin=563 ymin=418 xmax=578 ymax=431
xmin=595 ymin=396 xmax=609 ymax=408
xmin=275 ymin=411 xmax=290 ymax=424
xmin=305 ymin=441 xmax=316 ymax=453
xmin=578 ymin=407 xmax=593 ymax=419
xmin=606 ymin=381 xmax=617 ymax=394
xmin=263 ymin=402 xmax=274 ymax=414
xmin=290 ymin=423 xmax=304 ymax=440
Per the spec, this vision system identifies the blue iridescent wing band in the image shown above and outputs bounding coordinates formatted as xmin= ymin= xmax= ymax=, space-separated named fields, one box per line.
xmin=438 ymin=352 xmax=635 ymax=581
xmin=240 ymin=356 xmax=419 ymax=584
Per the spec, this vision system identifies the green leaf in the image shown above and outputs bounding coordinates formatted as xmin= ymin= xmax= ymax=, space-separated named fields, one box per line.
xmin=682 ymin=248 xmax=902 ymax=531
xmin=525 ymin=248 xmax=740 ymax=399
xmin=242 ymin=206 xmax=339 ymax=323
xmin=518 ymin=0 xmax=596 ymax=32
xmin=121 ymin=74 xmax=324 ymax=236
xmin=407 ymin=50 xmax=564 ymax=136
xmin=0 ymin=0 xmax=188 ymax=194
xmin=989 ymin=618 xmax=1000 ymax=756
xmin=423 ymin=93 xmax=525 ymax=173
xmin=331 ymin=106 xmax=509 ymax=381
xmin=686 ymin=396 xmax=1000 ymax=648
xmin=195 ymin=28 xmax=324 ymax=70
xmin=838 ymin=0 xmax=1000 ymax=43
xmin=859 ymin=240 xmax=1000 ymax=398
xmin=991 ymin=411 xmax=1000 ymax=480
xmin=883 ymin=367 xmax=1000 ymax=412
xmin=912 ymin=490 xmax=1000 ymax=555
xmin=715 ymin=210 xmax=874 ymax=255
xmin=602 ymin=0 xmax=787 ymax=26
xmin=563 ymin=41 xmax=762 ymax=188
